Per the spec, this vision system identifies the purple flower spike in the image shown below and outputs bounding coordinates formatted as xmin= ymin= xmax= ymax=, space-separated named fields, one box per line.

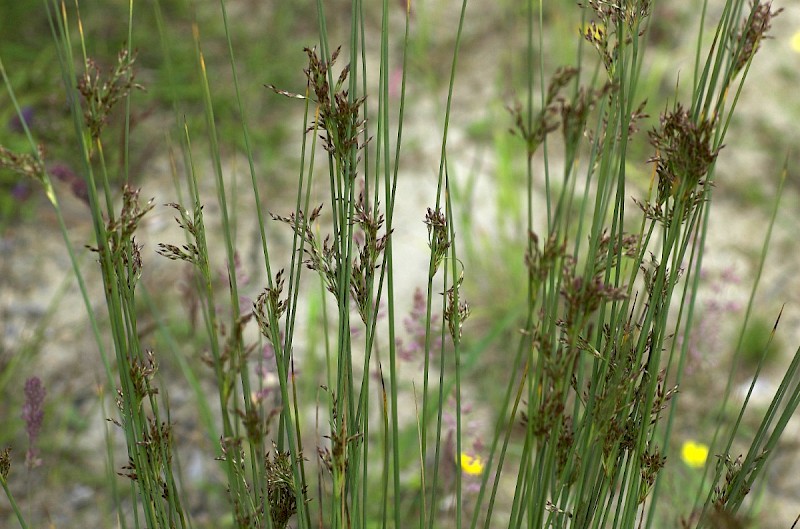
xmin=8 ymin=106 xmax=34 ymax=133
xmin=21 ymin=377 xmax=46 ymax=469
xmin=49 ymin=163 xmax=77 ymax=183
xmin=48 ymin=163 xmax=90 ymax=205
xmin=11 ymin=182 xmax=32 ymax=202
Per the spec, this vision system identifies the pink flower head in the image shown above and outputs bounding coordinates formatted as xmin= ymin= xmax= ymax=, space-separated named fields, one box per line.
xmin=21 ymin=377 xmax=46 ymax=468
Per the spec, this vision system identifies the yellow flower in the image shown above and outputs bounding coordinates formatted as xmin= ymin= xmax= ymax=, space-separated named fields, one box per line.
xmin=579 ymin=22 xmax=605 ymax=42
xmin=459 ymin=452 xmax=484 ymax=476
xmin=791 ymin=31 xmax=800 ymax=54
xmin=681 ymin=441 xmax=709 ymax=469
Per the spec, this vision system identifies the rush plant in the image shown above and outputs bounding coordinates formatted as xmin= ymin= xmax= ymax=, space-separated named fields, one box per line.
xmin=1 ymin=1 xmax=797 ymax=528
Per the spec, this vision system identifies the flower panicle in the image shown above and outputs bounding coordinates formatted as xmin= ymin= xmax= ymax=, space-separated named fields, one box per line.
xmin=21 ymin=377 xmax=46 ymax=469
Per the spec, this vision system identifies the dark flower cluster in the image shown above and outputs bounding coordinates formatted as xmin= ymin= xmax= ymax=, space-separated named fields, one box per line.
xmin=508 ymin=67 xmax=577 ymax=160
xmin=579 ymin=0 xmax=653 ymax=75
xmin=265 ymin=444 xmax=302 ymax=529
xmin=424 ymin=207 xmax=449 ymax=276
xmin=731 ymin=1 xmax=783 ymax=78
xmin=0 ymin=144 xmax=46 ymax=183
xmin=77 ymin=49 xmax=144 ymax=141
xmin=302 ymin=46 xmax=367 ymax=171
xmin=157 ymin=202 xmax=206 ymax=266
xmin=639 ymin=104 xmax=720 ymax=224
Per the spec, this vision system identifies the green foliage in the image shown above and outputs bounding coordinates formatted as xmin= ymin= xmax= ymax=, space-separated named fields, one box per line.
xmin=1 ymin=1 xmax=798 ymax=529
xmin=739 ymin=316 xmax=783 ymax=371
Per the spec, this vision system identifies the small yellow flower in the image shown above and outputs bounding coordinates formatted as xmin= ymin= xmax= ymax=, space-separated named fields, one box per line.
xmin=681 ymin=441 xmax=709 ymax=469
xmin=459 ymin=452 xmax=484 ymax=476
xmin=791 ymin=31 xmax=800 ymax=54
xmin=579 ymin=22 xmax=605 ymax=42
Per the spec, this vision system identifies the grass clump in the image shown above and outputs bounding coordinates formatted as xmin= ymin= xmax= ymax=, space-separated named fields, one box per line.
xmin=1 ymin=0 xmax=798 ymax=528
